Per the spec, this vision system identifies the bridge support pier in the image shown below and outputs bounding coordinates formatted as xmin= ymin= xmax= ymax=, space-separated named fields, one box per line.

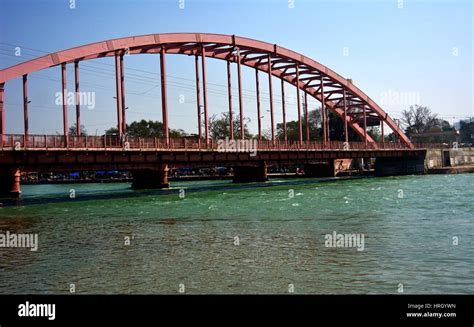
xmin=131 ymin=165 xmax=169 ymax=189
xmin=304 ymin=160 xmax=336 ymax=177
xmin=375 ymin=156 xmax=426 ymax=176
xmin=232 ymin=162 xmax=268 ymax=183
xmin=0 ymin=167 xmax=21 ymax=198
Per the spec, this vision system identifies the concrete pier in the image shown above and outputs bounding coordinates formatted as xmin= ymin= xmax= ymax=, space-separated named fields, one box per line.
xmin=0 ymin=167 xmax=21 ymax=197
xmin=374 ymin=156 xmax=425 ymax=176
xmin=232 ymin=162 xmax=268 ymax=183
xmin=131 ymin=165 xmax=169 ymax=189
xmin=304 ymin=160 xmax=336 ymax=177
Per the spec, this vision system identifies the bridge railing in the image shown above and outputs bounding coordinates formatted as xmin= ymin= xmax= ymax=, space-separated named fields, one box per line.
xmin=412 ymin=142 xmax=453 ymax=149
xmin=0 ymin=134 xmax=123 ymax=149
xmin=0 ymin=134 xmax=452 ymax=151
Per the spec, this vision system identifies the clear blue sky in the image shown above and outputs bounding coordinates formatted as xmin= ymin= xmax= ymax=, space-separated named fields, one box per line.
xmin=0 ymin=0 xmax=472 ymax=135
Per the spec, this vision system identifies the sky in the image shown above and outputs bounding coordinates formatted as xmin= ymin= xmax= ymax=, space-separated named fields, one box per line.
xmin=0 ymin=0 xmax=472 ymax=136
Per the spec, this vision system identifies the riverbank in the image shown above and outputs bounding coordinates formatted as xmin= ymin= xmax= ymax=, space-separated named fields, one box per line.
xmin=21 ymin=173 xmax=302 ymax=185
xmin=427 ymin=164 xmax=474 ymax=174
xmin=20 ymin=165 xmax=474 ymax=185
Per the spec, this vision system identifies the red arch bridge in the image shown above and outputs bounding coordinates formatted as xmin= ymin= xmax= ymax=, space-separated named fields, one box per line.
xmin=0 ymin=33 xmax=429 ymax=197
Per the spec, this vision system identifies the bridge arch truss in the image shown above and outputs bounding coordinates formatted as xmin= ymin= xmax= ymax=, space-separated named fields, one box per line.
xmin=0 ymin=33 xmax=413 ymax=149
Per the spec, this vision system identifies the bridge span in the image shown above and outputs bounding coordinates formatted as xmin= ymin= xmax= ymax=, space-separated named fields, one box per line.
xmin=0 ymin=135 xmax=427 ymax=197
xmin=0 ymin=33 xmax=430 ymax=197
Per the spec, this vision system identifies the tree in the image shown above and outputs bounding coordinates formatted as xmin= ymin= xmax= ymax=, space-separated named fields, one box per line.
xmin=276 ymin=120 xmax=300 ymax=141
xmin=327 ymin=111 xmax=360 ymax=141
xmin=367 ymin=127 xmax=380 ymax=141
xmin=386 ymin=132 xmax=397 ymax=142
xmin=459 ymin=120 xmax=474 ymax=144
xmin=105 ymin=120 xmax=188 ymax=138
xmin=305 ymin=108 xmax=323 ymax=140
xmin=105 ymin=127 xmax=119 ymax=135
xmin=69 ymin=124 xmax=87 ymax=136
xmin=208 ymin=112 xmax=252 ymax=139
xmin=401 ymin=105 xmax=459 ymax=143
xmin=128 ymin=120 xmax=165 ymax=137
xmin=276 ymin=108 xmax=323 ymax=141
xmin=276 ymin=108 xmax=362 ymax=142
xmin=400 ymin=105 xmax=439 ymax=136
xmin=261 ymin=128 xmax=272 ymax=141
xmin=170 ymin=129 xmax=187 ymax=139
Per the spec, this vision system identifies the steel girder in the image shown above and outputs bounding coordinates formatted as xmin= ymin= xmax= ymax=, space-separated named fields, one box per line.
xmin=0 ymin=33 xmax=413 ymax=148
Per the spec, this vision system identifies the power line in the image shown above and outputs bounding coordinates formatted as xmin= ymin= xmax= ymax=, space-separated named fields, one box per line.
xmin=0 ymin=44 xmax=277 ymax=96
xmin=0 ymin=49 xmax=297 ymax=107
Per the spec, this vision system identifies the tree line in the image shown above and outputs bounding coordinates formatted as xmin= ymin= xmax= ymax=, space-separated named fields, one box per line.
xmin=67 ymin=104 xmax=472 ymax=144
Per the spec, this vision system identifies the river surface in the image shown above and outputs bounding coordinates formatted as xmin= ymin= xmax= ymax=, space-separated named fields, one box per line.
xmin=0 ymin=174 xmax=472 ymax=294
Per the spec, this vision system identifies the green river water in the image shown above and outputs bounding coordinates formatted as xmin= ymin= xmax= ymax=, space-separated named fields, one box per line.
xmin=0 ymin=174 xmax=472 ymax=294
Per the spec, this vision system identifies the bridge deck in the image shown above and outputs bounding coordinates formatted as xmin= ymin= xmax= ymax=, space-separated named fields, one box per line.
xmin=0 ymin=135 xmax=431 ymax=173
xmin=0 ymin=134 xmax=444 ymax=152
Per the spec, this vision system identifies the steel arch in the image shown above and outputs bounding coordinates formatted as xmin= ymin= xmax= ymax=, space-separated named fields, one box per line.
xmin=0 ymin=33 xmax=413 ymax=148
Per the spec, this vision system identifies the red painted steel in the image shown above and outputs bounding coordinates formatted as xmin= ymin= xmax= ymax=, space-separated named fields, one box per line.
xmin=304 ymin=92 xmax=309 ymax=142
xmin=74 ymin=61 xmax=81 ymax=136
xmin=256 ymin=69 xmax=262 ymax=141
xmin=0 ymin=134 xmax=426 ymax=151
xmin=296 ymin=65 xmax=302 ymax=145
xmin=61 ymin=63 xmax=69 ymax=147
xmin=227 ymin=60 xmax=234 ymax=140
xmin=381 ymin=120 xmax=385 ymax=147
xmin=0 ymin=33 xmax=414 ymax=148
xmin=236 ymin=47 xmax=244 ymax=140
xmin=200 ymin=45 xmax=209 ymax=145
xmin=343 ymin=88 xmax=348 ymax=144
xmin=114 ymin=54 xmax=123 ymax=136
xmin=22 ymin=74 xmax=28 ymax=142
xmin=194 ymin=55 xmax=202 ymax=145
xmin=160 ymin=48 xmax=169 ymax=145
xmin=325 ymin=87 xmax=331 ymax=143
xmin=327 ymin=113 xmax=331 ymax=141
xmin=281 ymin=78 xmax=287 ymax=144
xmin=320 ymin=75 xmax=326 ymax=145
xmin=363 ymin=105 xmax=367 ymax=146
xmin=0 ymin=83 xmax=4 ymax=146
xmin=120 ymin=53 xmax=126 ymax=134
xmin=267 ymin=55 xmax=275 ymax=144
